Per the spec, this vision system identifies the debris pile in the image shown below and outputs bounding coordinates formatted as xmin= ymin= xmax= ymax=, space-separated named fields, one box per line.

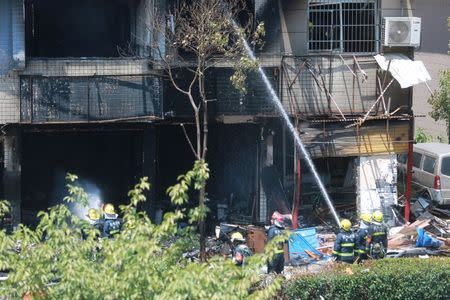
xmin=387 ymin=200 xmax=450 ymax=257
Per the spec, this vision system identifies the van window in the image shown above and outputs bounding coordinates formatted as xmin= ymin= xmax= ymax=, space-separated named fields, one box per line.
xmin=441 ymin=157 xmax=450 ymax=176
xmin=422 ymin=156 xmax=436 ymax=173
xmin=413 ymin=152 xmax=422 ymax=168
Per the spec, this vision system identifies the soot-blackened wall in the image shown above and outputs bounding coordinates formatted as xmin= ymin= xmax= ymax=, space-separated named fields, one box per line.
xmin=21 ymin=129 xmax=145 ymax=226
xmin=26 ymin=0 xmax=136 ymax=57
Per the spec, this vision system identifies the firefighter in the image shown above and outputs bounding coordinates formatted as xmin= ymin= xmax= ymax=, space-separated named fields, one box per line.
xmin=102 ymin=203 xmax=122 ymax=238
xmin=355 ymin=213 xmax=371 ymax=262
xmin=333 ymin=219 xmax=356 ymax=263
xmin=367 ymin=210 xmax=388 ymax=259
xmin=87 ymin=208 xmax=104 ymax=232
xmin=267 ymin=211 xmax=285 ymax=274
xmin=230 ymin=232 xmax=252 ymax=266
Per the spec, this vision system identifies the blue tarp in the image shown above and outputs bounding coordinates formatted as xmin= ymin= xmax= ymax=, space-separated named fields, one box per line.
xmin=288 ymin=227 xmax=324 ymax=261
xmin=416 ymin=228 xmax=443 ymax=248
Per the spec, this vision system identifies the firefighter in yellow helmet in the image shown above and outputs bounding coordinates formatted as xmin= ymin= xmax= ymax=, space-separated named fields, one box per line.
xmin=230 ymin=232 xmax=252 ymax=266
xmin=87 ymin=208 xmax=104 ymax=232
xmin=333 ymin=219 xmax=356 ymax=263
xmin=367 ymin=210 xmax=388 ymax=259
xmin=82 ymin=208 xmax=103 ymax=239
xmin=101 ymin=203 xmax=122 ymax=238
xmin=355 ymin=213 xmax=371 ymax=261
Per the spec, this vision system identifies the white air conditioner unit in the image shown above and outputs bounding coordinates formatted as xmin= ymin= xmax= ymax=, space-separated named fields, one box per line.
xmin=383 ymin=17 xmax=421 ymax=47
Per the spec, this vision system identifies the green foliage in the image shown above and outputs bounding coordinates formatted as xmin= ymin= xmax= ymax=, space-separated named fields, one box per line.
xmin=428 ymin=71 xmax=450 ymax=137
xmin=415 ymin=127 xmax=433 ymax=143
xmin=0 ymin=200 xmax=10 ymax=218
xmin=0 ymin=162 xmax=280 ymax=299
xmin=283 ymin=258 xmax=450 ymax=300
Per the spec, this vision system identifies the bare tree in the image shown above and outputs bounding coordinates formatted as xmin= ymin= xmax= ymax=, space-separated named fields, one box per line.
xmin=146 ymin=0 xmax=264 ymax=260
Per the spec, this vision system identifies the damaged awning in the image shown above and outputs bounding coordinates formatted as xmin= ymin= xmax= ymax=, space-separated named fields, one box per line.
xmin=374 ymin=53 xmax=431 ymax=89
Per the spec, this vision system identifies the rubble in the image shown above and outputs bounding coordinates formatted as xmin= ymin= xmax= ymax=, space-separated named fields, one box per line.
xmin=387 ymin=200 xmax=450 ymax=255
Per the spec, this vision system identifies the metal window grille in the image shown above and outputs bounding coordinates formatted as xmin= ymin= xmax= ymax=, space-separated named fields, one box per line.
xmin=308 ymin=0 xmax=380 ymax=54
xmin=20 ymin=75 xmax=163 ymax=123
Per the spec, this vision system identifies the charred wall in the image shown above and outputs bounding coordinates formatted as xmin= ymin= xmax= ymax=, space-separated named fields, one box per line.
xmin=21 ymin=127 xmax=152 ymax=226
xmin=25 ymin=0 xmax=137 ymax=58
xmin=19 ymin=59 xmax=163 ymax=123
xmin=155 ymin=123 xmax=260 ymax=225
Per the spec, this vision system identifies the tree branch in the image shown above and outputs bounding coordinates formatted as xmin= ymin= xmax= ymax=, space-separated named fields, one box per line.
xmin=180 ymin=124 xmax=200 ymax=160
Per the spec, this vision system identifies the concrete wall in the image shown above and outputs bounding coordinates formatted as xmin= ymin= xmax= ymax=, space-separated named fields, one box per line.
xmin=3 ymin=127 xmax=21 ymax=226
xmin=278 ymin=0 xmax=409 ymax=56
xmin=0 ymin=0 xmax=24 ymax=124
xmin=278 ymin=0 xmax=412 ymax=122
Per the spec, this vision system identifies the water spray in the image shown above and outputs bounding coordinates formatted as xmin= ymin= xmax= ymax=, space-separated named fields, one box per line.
xmin=231 ymin=20 xmax=341 ymax=226
xmin=69 ymin=182 xmax=104 ymax=220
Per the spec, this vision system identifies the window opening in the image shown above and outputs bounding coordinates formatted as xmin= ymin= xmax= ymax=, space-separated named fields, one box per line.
xmin=308 ymin=0 xmax=379 ymax=53
xmin=422 ymin=155 xmax=436 ymax=174
xmin=25 ymin=0 xmax=138 ymax=58
xmin=412 ymin=152 xmax=422 ymax=168
xmin=441 ymin=157 xmax=450 ymax=177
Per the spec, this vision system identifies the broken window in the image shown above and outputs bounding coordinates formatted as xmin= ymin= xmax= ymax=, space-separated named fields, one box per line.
xmin=308 ymin=0 xmax=379 ymax=53
xmin=25 ymin=0 xmax=142 ymax=58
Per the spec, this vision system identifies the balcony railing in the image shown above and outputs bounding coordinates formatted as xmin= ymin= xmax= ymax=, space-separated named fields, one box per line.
xmin=20 ymin=75 xmax=163 ymax=123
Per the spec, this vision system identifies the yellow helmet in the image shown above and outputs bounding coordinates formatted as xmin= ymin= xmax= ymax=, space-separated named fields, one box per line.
xmin=360 ymin=213 xmax=371 ymax=223
xmin=340 ymin=219 xmax=352 ymax=231
xmin=230 ymin=232 xmax=245 ymax=243
xmin=103 ymin=203 xmax=116 ymax=215
xmin=87 ymin=208 xmax=100 ymax=221
xmin=372 ymin=210 xmax=383 ymax=223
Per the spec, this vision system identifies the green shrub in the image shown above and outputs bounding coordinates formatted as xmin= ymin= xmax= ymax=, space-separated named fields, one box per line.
xmin=283 ymin=258 xmax=450 ymax=300
xmin=0 ymin=163 xmax=282 ymax=299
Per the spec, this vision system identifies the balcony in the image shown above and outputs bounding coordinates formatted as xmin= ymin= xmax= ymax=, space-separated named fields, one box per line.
xmin=20 ymin=74 xmax=163 ymax=123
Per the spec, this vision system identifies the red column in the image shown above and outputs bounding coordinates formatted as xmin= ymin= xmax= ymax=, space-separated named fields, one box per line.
xmin=404 ymin=121 xmax=414 ymax=223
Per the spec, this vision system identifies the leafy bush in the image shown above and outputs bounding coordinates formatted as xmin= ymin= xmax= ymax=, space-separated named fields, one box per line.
xmin=283 ymin=258 xmax=450 ymax=300
xmin=0 ymin=162 xmax=281 ymax=299
xmin=415 ymin=127 xmax=433 ymax=143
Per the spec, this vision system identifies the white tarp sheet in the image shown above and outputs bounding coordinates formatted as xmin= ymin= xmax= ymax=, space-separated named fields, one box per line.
xmin=374 ymin=53 xmax=431 ymax=89
xmin=358 ymin=155 xmax=398 ymax=226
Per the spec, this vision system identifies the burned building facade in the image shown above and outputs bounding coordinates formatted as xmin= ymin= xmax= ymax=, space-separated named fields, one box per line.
xmin=1 ymin=0 xmax=419 ymax=227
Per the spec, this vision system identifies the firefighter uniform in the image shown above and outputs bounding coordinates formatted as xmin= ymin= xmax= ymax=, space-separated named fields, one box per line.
xmin=333 ymin=219 xmax=355 ymax=263
xmin=267 ymin=225 xmax=285 ymax=273
xmin=355 ymin=213 xmax=371 ymax=261
xmin=355 ymin=226 xmax=369 ymax=260
xmin=102 ymin=204 xmax=122 ymax=238
xmin=367 ymin=221 xmax=388 ymax=259
xmin=267 ymin=211 xmax=285 ymax=274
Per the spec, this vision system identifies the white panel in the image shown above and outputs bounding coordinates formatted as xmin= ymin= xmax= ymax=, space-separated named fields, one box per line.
xmin=357 ymin=155 xmax=398 ymax=226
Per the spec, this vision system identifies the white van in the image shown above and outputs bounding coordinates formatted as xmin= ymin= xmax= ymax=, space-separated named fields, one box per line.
xmin=398 ymin=143 xmax=450 ymax=206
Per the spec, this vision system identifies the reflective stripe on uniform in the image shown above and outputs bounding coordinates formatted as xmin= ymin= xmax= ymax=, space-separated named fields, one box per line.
xmin=274 ymin=249 xmax=284 ymax=254
xmin=341 ymin=243 xmax=354 ymax=247
xmin=355 ymin=249 xmax=366 ymax=253
xmin=333 ymin=251 xmax=354 ymax=256
xmin=373 ymin=232 xmax=386 ymax=236
xmin=336 ymin=252 xmax=354 ymax=257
